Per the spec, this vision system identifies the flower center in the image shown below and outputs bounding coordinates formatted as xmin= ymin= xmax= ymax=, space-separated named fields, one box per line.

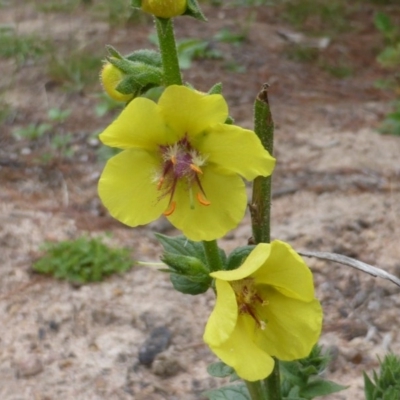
xmin=231 ymin=278 xmax=268 ymax=330
xmin=156 ymin=136 xmax=210 ymax=216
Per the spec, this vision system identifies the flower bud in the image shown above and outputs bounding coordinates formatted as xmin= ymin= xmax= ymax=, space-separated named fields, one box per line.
xmin=100 ymin=62 xmax=133 ymax=102
xmin=141 ymin=0 xmax=187 ymax=19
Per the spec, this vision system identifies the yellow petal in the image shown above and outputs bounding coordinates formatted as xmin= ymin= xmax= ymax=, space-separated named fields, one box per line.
xmin=99 ymin=97 xmax=177 ymax=151
xmin=254 ymin=287 xmax=323 ymax=361
xmin=193 ymin=123 xmax=276 ymax=181
xmin=166 ymin=166 xmax=247 ymax=241
xmin=253 ymin=240 xmax=315 ymax=302
xmin=158 ymin=85 xmax=228 ymax=137
xmin=206 ymin=315 xmax=275 ymax=382
xmin=203 ymin=280 xmax=238 ymax=347
xmin=210 ymin=243 xmax=271 ymax=281
xmin=98 ymin=149 xmax=168 ymax=226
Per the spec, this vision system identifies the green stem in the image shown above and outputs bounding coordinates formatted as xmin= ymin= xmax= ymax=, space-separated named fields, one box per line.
xmin=250 ymin=84 xmax=281 ymax=400
xmin=250 ymin=84 xmax=274 ymax=244
xmin=155 ymin=17 xmax=182 ymax=86
xmin=263 ymin=359 xmax=281 ymax=400
xmin=245 ymin=380 xmax=266 ymax=400
xmin=202 ymin=240 xmax=224 ymax=272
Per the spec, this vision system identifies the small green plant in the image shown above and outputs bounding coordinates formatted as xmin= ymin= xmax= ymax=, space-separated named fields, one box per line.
xmin=281 ymin=0 xmax=348 ymax=35
xmin=35 ymin=0 xmax=80 ymax=13
xmin=364 ymin=353 xmax=400 ymax=400
xmin=374 ymin=12 xmax=400 ymax=135
xmin=13 ymin=123 xmax=52 ymax=140
xmin=379 ymin=100 xmax=400 ymax=136
xmin=13 ymin=108 xmax=76 ymax=160
xmin=374 ymin=12 xmax=400 ymax=69
xmin=148 ymin=27 xmax=247 ymax=70
xmin=33 ymin=236 xmax=133 ymax=284
xmin=47 ymin=50 xmax=102 ymax=92
xmin=0 ymin=26 xmax=51 ymax=63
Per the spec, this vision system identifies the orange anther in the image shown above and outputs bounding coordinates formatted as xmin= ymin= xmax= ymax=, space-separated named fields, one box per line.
xmin=196 ymin=192 xmax=211 ymax=206
xmin=171 ymin=155 xmax=177 ymax=165
xmin=163 ymin=201 xmax=176 ymax=216
xmin=190 ymin=164 xmax=203 ymax=174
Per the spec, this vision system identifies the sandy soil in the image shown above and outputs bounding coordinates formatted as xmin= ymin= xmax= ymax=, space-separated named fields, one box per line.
xmin=1 ymin=2 xmax=400 ymax=399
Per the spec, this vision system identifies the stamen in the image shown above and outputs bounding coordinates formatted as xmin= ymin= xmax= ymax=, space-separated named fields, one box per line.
xmin=163 ymin=201 xmax=176 ymax=216
xmin=190 ymin=164 xmax=203 ymax=174
xmin=197 ymin=192 xmax=211 ymax=206
xmin=171 ymin=155 xmax=177 ymax=165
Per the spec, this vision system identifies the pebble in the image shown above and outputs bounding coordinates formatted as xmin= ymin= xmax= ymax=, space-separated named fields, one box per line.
xmin=15 ymin=357 xmax=44 ymax=378
xmin=138 ymin=326 xmax=171 ymax=366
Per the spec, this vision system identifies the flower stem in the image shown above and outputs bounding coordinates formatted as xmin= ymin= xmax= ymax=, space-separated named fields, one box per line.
xmin=155 ymin=17 xmax=182 ymax=86
xmin=250 ymin=84 xmax=282 ymax=400
xmin=250 ymin=84 xmax=274 ymax=244
xmin=263 ymin=359 xmax=281 ymax=400
xmin=246 ymin=380 xmax=266 ymax=400
xmin=202 ymin=240 xmax=224 ymax=272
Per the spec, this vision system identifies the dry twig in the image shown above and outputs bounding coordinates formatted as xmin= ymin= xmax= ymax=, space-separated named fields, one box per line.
xmin=299 ymin=250 xmax=400 ymax=288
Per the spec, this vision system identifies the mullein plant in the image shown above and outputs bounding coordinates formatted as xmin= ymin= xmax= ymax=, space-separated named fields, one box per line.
xmin=97 ymin=1 xmax=398 ymax=399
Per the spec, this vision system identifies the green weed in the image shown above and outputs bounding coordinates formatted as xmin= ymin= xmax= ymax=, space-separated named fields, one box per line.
xmin=13 ymin=108 xmax=75 ymax=160
xmin=364 ymin=353 xmax=400 ymax=400
xmin=374 ymin=12 xmax=400 ymax=135
xmin=33 ymin=236 xmax=133 ymax=284
xmin=281 ymin=0 xmax=348 ymax=35
xmin=149 ymin=27 xmax=247 ymax=70
xmin=35 ymin=0 xmax=80 ymax=13
xmin=13 ymin=123 xmax=52 ymax=140
xmin=47 ymin=50 xmax=102 ymax=91
xmin=0 ymin=26 xmax=51 ymax=63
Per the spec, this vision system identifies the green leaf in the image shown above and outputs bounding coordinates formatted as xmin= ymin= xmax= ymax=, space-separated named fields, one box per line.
xmin=280 ymin=361 xmax=305 ymax=387
xmin=208 ymin=82 xmax=223 ymax=95
xmin=300 ymin=379 xmax=348 ymax=398
xmin=184 ymin=0 xmax=207 ymax=22
xmin=126 ymin=49 xmax=163 ymax=67
xmin=226 ymin=246 xmax=255 ymax=271
xmin=105 ymin=45 xmax=123 ymax=59
xmin=155 ymin=233 xmax=208 ymax=264
xmin=170 ymin=273 xmax=210 ymax=295
xmin=207 ymin=362 xmax=235 ymax=378
xmin=374 ymin=12 xmax=395 ymax=37
xmin=131 ymin=0 xmax=142 ymax=8
xmin=204 ymin=384 xmax=250 ymax=400
xmin=363 ymin=371 xmax=376 ymax=400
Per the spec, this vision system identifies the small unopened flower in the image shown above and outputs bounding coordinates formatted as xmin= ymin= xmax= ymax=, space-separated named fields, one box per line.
xmin=98 ymin=85 xmax=275 ymax=241
xmin=100 ymin=62 xmax=133 ymax=102
xmin=204 ymin=240 xmax=323 ymax=381
xmin=141 ymin=0 xmax=187 ymax=19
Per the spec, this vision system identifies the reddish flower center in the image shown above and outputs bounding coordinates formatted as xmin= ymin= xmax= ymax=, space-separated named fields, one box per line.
xmin=231 ymin=278 xmax=268 ymax=330
xmin=157 ymin=136 xmax=210 ymax=216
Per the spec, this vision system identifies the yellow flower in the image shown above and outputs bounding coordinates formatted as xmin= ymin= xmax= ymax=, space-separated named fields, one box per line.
xmin=203 ymin=240 xmax=323 ymax=381
xmin=141 ymin=0 xmax=187 ymax=19
xmin=100 ymin=62 xmax=133 ymax=102
xmin=98 ymin=85 xmax=275 ymax=241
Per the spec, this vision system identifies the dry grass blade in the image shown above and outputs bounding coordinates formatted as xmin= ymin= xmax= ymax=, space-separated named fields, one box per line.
xmin=299 ymin=250 xmax=400 ymax=288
